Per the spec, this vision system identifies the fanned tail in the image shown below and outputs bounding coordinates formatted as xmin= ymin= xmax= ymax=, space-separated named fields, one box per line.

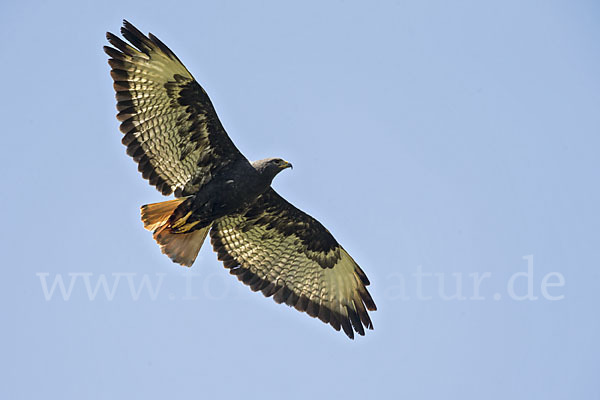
xmin=140 ymin=197 xmax=211 ymax=266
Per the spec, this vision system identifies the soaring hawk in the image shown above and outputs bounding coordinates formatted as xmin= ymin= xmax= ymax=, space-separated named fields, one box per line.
xmin=104 ymin=21 xmax=376 ymax=339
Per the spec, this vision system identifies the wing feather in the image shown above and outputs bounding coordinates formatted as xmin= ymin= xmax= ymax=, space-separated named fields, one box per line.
xmin=104 ymin=20 xmax=246 ymax=196
xmin=210 ymin=189 xmax=376 ymax=339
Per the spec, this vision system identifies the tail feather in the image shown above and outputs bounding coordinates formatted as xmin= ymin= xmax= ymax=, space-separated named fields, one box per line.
xmin=141 ymin=198 xmax=187 ymax=232
xmin=140 ymin=197 xmax=210 ymax=267
xmin=153 ymin=224 xmax=212 ymax=267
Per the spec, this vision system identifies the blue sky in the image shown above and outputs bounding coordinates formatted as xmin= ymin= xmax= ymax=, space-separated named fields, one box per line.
xmin=1 ymin=0 xmax=599 ymax=398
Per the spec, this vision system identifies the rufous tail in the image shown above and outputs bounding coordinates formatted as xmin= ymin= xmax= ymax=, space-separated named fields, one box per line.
xmin=140 ymin=197 xmax=211 ymax=267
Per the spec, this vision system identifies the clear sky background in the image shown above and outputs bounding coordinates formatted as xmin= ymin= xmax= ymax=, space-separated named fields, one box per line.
xmin=1 ymin=0 xmax=599 ymax=399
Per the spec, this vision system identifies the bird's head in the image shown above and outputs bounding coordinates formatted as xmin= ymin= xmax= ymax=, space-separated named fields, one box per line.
xmin=252 ymin=157 xmax=293 ymax=183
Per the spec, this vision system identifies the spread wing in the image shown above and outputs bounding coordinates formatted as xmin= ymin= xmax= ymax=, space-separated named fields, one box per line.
xmin=210 ymin=189 xmax=376 ymax=339
xmin=104 ymin=20 xmax=246 ymax=197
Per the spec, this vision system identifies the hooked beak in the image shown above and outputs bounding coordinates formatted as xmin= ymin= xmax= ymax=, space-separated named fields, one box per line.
xmin=283 ymin=161 xmax=293 ymax=170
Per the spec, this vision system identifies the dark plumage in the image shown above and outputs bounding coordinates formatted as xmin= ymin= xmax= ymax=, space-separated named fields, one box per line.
xmin=105 ymin=20 xmax=376 ymax=339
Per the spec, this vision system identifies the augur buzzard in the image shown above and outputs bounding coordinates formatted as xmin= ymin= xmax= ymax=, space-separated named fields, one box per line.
xmin=104 ymin=20 xmax=376 ymax=339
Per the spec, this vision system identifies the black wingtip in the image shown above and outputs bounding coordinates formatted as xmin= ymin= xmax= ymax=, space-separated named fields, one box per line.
xmin=121 ymin=19 xmax=138 ymax=35
xmin=106 ymin=31 xmax=118 ymax=43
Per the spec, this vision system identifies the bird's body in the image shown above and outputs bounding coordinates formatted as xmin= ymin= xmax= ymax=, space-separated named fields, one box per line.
xmin=105 ymin=21 xmax=376 ymax=339
xmin=174 ymin=158 xmax=286 ymax=231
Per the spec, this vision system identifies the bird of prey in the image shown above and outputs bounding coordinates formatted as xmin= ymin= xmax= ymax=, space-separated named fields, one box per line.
xmin=104 ymin=20 xmax=376 ymax=339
